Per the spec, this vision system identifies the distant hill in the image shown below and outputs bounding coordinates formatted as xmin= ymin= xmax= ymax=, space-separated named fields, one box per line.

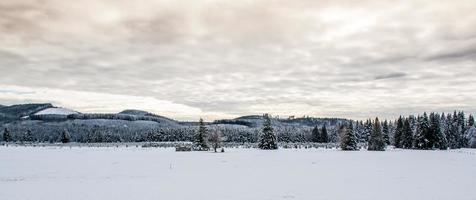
xmin=119 ymin=109 xmax=177 ymax=122
xmin=0 ymin=103 xmax=53 ymax=121
xmin=0 ymin=102 xmax=351 ymax=143
xmin=213 ymin=115 xmax=348 ymax=128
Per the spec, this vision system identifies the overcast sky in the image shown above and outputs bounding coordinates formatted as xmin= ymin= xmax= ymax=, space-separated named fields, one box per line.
xmin=1 ymin=0 xmax=476 ymax=121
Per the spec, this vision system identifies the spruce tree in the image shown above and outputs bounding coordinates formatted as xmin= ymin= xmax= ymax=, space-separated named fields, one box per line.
xmin=321 ymin=125 xmax=329 ymax=143
xmin=362 ymin=119 xmax=372 ymax=143
xmin=311 ymin=126 xmax=320 ymax=143
xmin=427 ymin=113 xmax=439 ymax=148
xmin=258 ymin=114 xmax=278 ymax=150
xmin=2 ymin=128 xmax=11 ymax=142
xmin=194 ymin=118 xmax=209 ymax=151
xmin=402 ymin=119 xmax=413 ymax=149
xmin=414 ymin=113 xmax=430 ymax=149
xmin=394 ymin=116 xmax=404 ymax=148
xmin=382 ymin=120 xmax=390 ymax=145
xmin=446 ymin=114 xmax=458 ymax=149
xmin=340 ymin=122 xmax=358 ymax=151
xmin=61 ymin=130 xmax=71 ymax=143
xmin=368 ymin=118 xmax=385 ymax=151
xmin=451 ymin=111 xmax=461 ymax=148
xmin=468 ymin=115 xmax=475 ymax=127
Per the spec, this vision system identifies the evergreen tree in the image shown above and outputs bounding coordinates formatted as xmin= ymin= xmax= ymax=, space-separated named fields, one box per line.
xmin=368 ymin=118 xmax=385 ymax=151
xmin=446 ymin=114 xmax=458 ymax=149
xmin=194 ymin=118 xmax=209 ymax=151
xmin=394 ymin=116 xmax=404 ymax=148
xmin=402 ymin=119 xmax=413 ymax=149
xmin=2 ymin=128 xmax=11 ymax=142
xmin=429 ymin=112 xmax=448 ymax=149
xmin=414 ymin=113 xmax=430 ymax=149
xmin=321 ymin=125 xmax=329 ymax=143
xmin=457 ymin=111 xmax=467 ymax=147
xmin=362 ymin=119 xmax=372 ymax=143
xmin=469 ymin=115 xmax=475 ymax=127
xmin=311 ymin=126 xmax=320 ymax=143
xmin=427 ymin=113 xmax=439 ymax=148
xmin=61 ymin=130 xmax=71 ymax=143
xmin=451 ymin=111 xmax=461 ymax=148
xmin=382 ymin=120 xmax=390 ymax=145
xmin=340 ymin=122 xmax=358 ymax=151
xmin=23 ymin=129 xmax=34 ymax=142
xmin=355 ymin=121 xmax=364 ymax=142
xmin=258 ymin=114 xmax=278 ymax=150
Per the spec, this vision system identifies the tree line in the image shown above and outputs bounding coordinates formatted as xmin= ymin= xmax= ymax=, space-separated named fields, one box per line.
xmin=2 ymin=111 xmax=476 ymax=151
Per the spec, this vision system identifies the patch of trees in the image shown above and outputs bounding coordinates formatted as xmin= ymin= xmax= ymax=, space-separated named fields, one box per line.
xmin=392 ymin=111 xmax=474 ymax=150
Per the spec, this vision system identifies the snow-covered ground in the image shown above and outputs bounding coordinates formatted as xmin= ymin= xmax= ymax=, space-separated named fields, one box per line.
xmin=1 ymin=146 xmax=475 ymax=200
xmin=33 ymin=107 xmax=79 ymax=115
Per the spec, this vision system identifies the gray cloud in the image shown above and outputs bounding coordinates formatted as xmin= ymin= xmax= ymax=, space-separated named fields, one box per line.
xmin=1 ymin=0 xmax=476 ymax=120
xmin=374 ymin=72 xmax=407 ymax=80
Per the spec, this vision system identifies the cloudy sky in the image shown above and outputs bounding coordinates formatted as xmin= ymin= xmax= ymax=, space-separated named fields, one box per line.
xmin=1 ymin=0 xmax=476 ymax=121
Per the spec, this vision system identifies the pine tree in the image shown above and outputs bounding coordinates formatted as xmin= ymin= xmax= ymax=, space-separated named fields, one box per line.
xmin=61 ymin=130 xmax=71 ymax=143
xmin=382 ymin=120 xmax=390 ymax=145
xmin=311 ymin=126 xmax=320 ymax=143
xmin=340 ymin=122 xmax=358 ymax=151
xmin=194 ymin=118 xmax=209 ymax=151
xmin=368 ymin=118 xmax=385 ymax=151
xmin=394 ymin=116 xmax=404 ymax=148
xmin=258 ymin=114 xmax=278 ymax=150
xmin=402 ymin=119 xmax=413 ymax=149
xmin=321 ymin=125 xmax=329 ymax=143
xmin=2 ymin=128 xmax=11 ymax=142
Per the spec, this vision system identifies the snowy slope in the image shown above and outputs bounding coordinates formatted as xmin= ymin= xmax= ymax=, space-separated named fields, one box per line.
xmin=33 ymin=107 xmax=79 ymax=115
xmin=1 ymin=147 xmax=475 ymax=200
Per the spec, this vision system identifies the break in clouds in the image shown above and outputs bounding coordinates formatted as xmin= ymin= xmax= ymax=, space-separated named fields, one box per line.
xmin=1 ymin=0 xmax=476 ymax=120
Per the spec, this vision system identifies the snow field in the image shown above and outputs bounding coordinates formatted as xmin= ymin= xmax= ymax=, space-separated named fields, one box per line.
xmin=1 ymin=146 xmax=475 ymax=200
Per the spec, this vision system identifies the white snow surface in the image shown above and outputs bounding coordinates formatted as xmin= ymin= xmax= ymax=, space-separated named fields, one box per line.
xmin=1 ymin=146 xmax=475 ymax=200
xmin=33 ymin=107 xmax=79 ymax=115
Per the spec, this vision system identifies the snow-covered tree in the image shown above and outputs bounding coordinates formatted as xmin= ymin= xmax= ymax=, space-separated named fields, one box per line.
xmin=23 ymin=129 xmax=34 ymax=142
xmin=194 ymin=118 xmax=209 ymax=151
xmin=382 ymin=120 xmax=390 ymax=145
xmin=430 ymin=113 xmax=447 ymax=150
xmin=394 ymin=116 xmax=404 ymax=148
xmin=209 ymin=129 xmax=224 ymax=152
xmin=311 ymin=126 xmax=320 ymax=143
xmin=468 ymin=115 xmax=475 ymax=127
xmin=467 ymin=126 xmax=476 ymax=148
xmin=340 ymin=123 xmax=358 ymax=151
xmin=320 ymin=125 xmax=329 ymax=143
xmin=368 ymin=118 xmax=385 ymax=151
xmin=402 ymin=119 xmax=413 ymax=149
xmin=258 ymin=114 xmax=278 ymax=150
xmin=2 ymin=128 xmax=11 ymax=142
xmin=457 ymin=111 xmax=467 ymax=147
xmin=61 ymin=130 xmax=71 ymax=143
xmin=414 ymin=113 xmax=431 ymax=149
xmin=362 ymin=119 xmax=372 ymax=143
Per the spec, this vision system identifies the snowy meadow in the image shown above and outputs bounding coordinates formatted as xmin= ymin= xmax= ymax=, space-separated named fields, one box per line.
xmin=1 ymin=146 xmax=475 ymax=200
